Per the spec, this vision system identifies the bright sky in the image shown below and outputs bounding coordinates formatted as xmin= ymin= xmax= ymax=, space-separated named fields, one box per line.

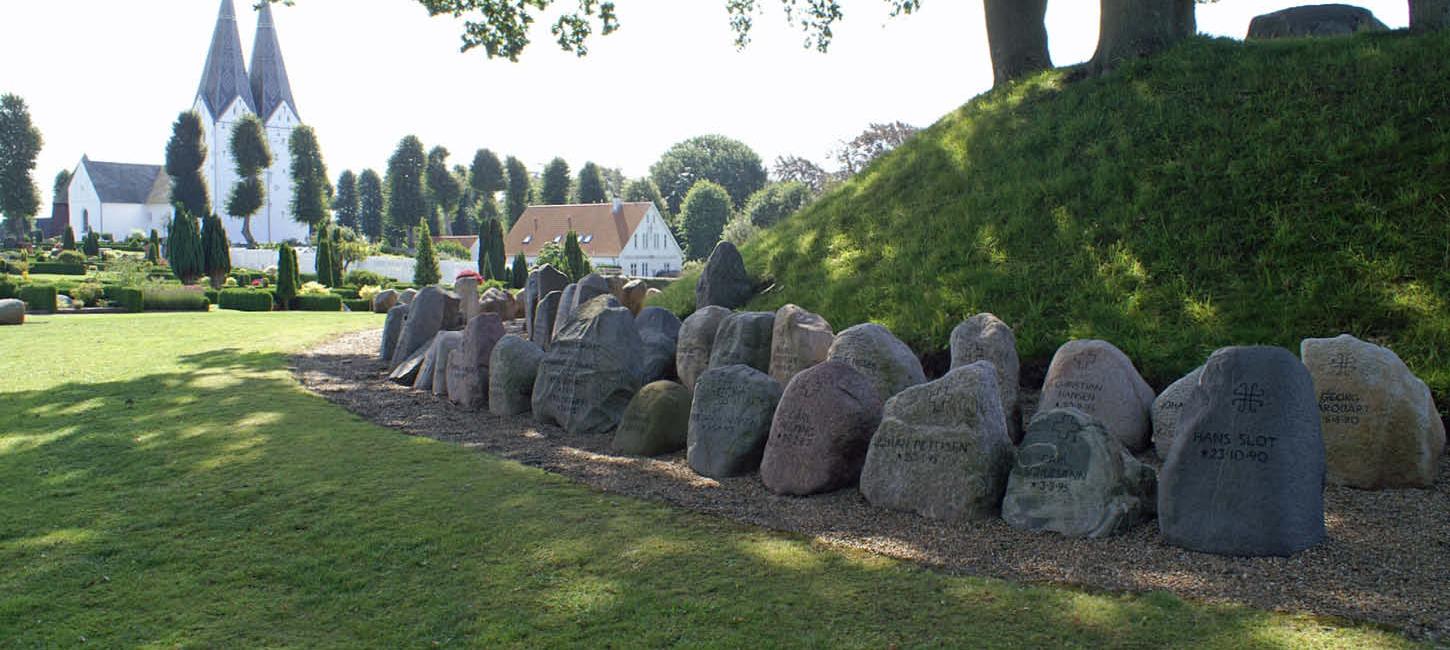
xmin=0 ymin=0 xmax=1408 ymax=217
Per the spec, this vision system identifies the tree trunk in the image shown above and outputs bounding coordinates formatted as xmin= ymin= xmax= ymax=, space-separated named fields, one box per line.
xmin=241 ymin=215 xmax=257 ymax=249
xmin=983 ymin=0 xmax=1052 ymax=86
xmin=1091 ymin=0 xmax=1195 ymax=76
xmin=1412 ymin=0 xmax=1450 ymax=31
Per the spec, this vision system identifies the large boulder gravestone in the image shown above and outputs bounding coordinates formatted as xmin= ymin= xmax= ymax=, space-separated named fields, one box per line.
xmin=0 ymin=299 xmax=24 ymax=326
xmin=531 ymin=290 xmax=563 ymax=350
xmin=391 ymin=287 xmax=449 ymax=369
xmin=379 ymin=304 xmax=408 ymax=361
xmin=709 ymin=311 xmax=776 ymax=374
xmin=676 ymin=306 xmax=732 ymax=391
xmin=387 ymin=333 xmax=437 ymax=385
xmin=489 ymin=335 xmax=545 ymax=417
xmin=636 ymin=307 xmax=682 ymax=383
xmin=827 ymin=323 xmax=927 ymax=402
xmin=446 ymin=313 xmax=507 ymax=409
xmin=552 ymin=284 xmax=580 ymax=338
xmin=859 ymin=362 xmax=1014 ymax=522
xmin=1002 ymin=408 xmax=1157 ymax=538
xmin=621 ymin=279 xmax=650 ymax=315
xmin=1152 ymin=366 xmax=1203 ymax=460
xmin=372 ymin=289 xmax=399 ymax=314
xmin=687 ymin=365 xmax=784 ymax=479
xmin=525 ymin=264 xmax=569 ymax=338
xmin=455 ymin=276 xmax=483 ymax=323
xmin=1248 ymin=4 xmax=1388 ymax=39
xmin=398 ymin=288 xmax=418 ymax=305
xmin=1038 ymin=339 xmax=1155 ymax=452
xmin=1301 ymin=334 xmax=1445 ymax=489
xmin=612 ymin=381 xmax=694 ymax=456
xmin=429 ymin=331 xmax=465 ymax=397
xmin=760 ymin=361 xmax=884 ymax=495
xmin=532 ymin=295 xmax=645 ymax=435
xmin=413 ymin=330 xmax=462 ymax=392
xmin=768 ymin=304 xmax=834 ymax=386
xmin=575 ymin=273 xmax=612 ymax=308
xmin=950 ymin=313 xmax=1022 ymax=442
xmin=695 ymin=241 xmax=753 ymax=309
xmin=1159 ymin=346 xmax=1326 ymax=557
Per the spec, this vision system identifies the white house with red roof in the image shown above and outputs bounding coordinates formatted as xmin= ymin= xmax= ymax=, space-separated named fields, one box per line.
xmin=505 ymin=200 xmax=683 ymax=277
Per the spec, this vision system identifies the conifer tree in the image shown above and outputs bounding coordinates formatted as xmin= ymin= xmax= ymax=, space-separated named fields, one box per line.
xmin=147 ymin=229 xmax=162 ymax=265
xmin=167 ymin=207 xmax=204 ymax=285
xmin=575 ymin=162 xmax=607 ymax=204
xmin=510 ymin=251 xmax=528 ymax=290
xmin=165 ymin=112 xmax=211 ymax=220
xmin=315 ymin=224 xmax=335 ymax=287
xmin=387 ymin=136 xmax=428 ymax=247
xmin=276 ymin=243 xmax=299 ymax=309
xmin=329 ymin=227 xmax=343 ymax=284
xmin=201 ymin=214 xmax=231 ymax=289
xmin=358 ymin=169 xmax=384 ymax=242
xmin=541 ymin=158 xmax=571 ymax=205
xmin=333 ymin=170 xmax=360 ymax=231
xmin=562 ymin=230 xmax=591 ymax=281
xmin=82 ymin=231 xmax=101 ymax=258
xmin=62 ymin=225 xmax=76 ymax=250
xmin=413 ymin=221 xmax=441 ymax=286
xmin=289 ymin=125 xmax=330 ymax=235
xmin=226 ymin=115 xmax=271 ymax=248
xmin=504 ymin=156 xmax=531 ymax=227
xmin=487 ymin=217 xmax=507 ymax=281
xmin=477 ymin=217 xmax=496 ymax=280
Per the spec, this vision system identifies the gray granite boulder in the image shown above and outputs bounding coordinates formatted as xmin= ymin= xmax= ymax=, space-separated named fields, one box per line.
xmin=489 ymin=335 xmax=545 ymax=417
xmin=552 ymin=284 xmax=580 ymax=338
xmin=525 ymin=264 xmax=569 ymax=338
xmin=0 ymin=299 xmax=24 ymax=326
xmin=695 ymin=241 xmax=752 ymax=310
xmin=371 ymin=289 xmax=399 ymax=314
xmin=387 ymin=334 xmax=436 ymax=385
xmin=391 ymin=287 xmax=448 ymax=369
xmin=429 ymin=331 xmax=465 ymax=397
xmin=676 ymin=306 xmax=732 ymax=392
xmin=480 ymin=287 xmax=516 ymax=321
xmin=413 ymin=329 xmax=461 ymax=392
xmin=612 ymin=381 xmax=694 ymax=456
xmin=859 ymin=362 xmax=1014 ymax=522
xmin=621 ymin=279 xmax=649 ymax=315
xmin=760 ymin=361 xmax=884 ymax=495
xmin=1248 ymin=4 xmax=1388 ymax=39
xmin=687 ymin=365 xmax=784 ymax=479
xmin=636 ymin=307 xmax=683 ymax=383
xmin=1159 ymin=346 xmax=1326 ymax=557
xmin=950 ymin=313 xmax=1022 ymax=442
xmin=709 ymin=311 xmax=775 ymax=374
xmin=531 ymin=290 xmax=563 ymax=350
xmin=1002 ymin=408 xmax=1157 ymax=538
xmin=532 ymin=295 xmax=645 ymax=435
xmin=455 ymin=276 xmax=482 ymax=323
xmin=827 ymin=323 xmax=927 ymax=402
xmin=768 ymin=304 xmax=834 ymax=386
xmin=575 ymin=273 xmax=612 ymax=308
xmin=1038 ymin=339 xmax=1155 ymax=452
xmin=1152 ymin=366 xmax=1203 ymax=459
xmin=1301 ymin=334 xmax=1445 ymax=489
xmin=399 ymin=288 xmax=418 ymax=305
xmin=379 ymin=304 xmax=408 ymax=361
xmin=446 ymin=313 xmax=507 ymax=409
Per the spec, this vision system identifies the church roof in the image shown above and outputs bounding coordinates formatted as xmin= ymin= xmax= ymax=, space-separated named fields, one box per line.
xmin=197 ymin=0 xmax=257 ymax=117
xmin=81 ymin=158 xmax=170 ymax=205
xmin=249 ymin=1 xmax=299 ymax=121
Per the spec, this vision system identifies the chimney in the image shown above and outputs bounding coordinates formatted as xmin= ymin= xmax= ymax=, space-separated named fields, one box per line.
xmin=612 ymin=196 xmax=623 ymax=217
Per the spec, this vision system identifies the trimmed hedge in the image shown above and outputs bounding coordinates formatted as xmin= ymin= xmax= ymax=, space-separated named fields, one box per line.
xmin=107 ymin=287 xmax=144 ymax=313
xmin=19 ymin=285 xmax=57 ymax=312
xmin=28 ymin=262 xmax=85 ymax=275
xmin=342 ymin=298 xmax=371 ymax=312
xmin=344 ymin=269 xmax=388 ymax=287
xmin=204 ymin=289 xmax=220 ymax=305
xmin=295 ymin=294 xmax=343 ymax=312
xmin=218 ymin=289 xmax=274 ymax=312
xmin=0 ymin=276 xmax=16 ymax=299
xmin=329 ymin=286 xmax=361 ymax=300
xmin=143 ymin=287 xmax=209 ymax=312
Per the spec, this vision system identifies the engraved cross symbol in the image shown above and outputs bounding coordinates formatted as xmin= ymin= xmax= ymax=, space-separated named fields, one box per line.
xmin=1329 ymin=352 xmax=1356 ymax=376
xmin=1232 ymin=383 xmax=1265 ymax=413
xmin=1046 ymin=416 xmax=1078 ymax=442
xmin=1072 ymin=350 xmax=1100 ymax=370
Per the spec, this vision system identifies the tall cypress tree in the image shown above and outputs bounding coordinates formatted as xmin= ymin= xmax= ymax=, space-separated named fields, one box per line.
xmin=146 ymin=229 xmax=162 ymax=265
xmin=387 ymin=136 xmax=428 ymax=247
xmin=62 ymin=225 xmax=76 ymax=250
xmin=413 ymin=221 xmax=440 ymax=286
xmin=289 ymin=125 xmax=330 ymax=235
xmin=541 ymin=158 xmax=571 ymax=205
xmin=167 ymin=207 xmax=204 ymax=285
xmin=504 ymin=156 xmax=531 ymax=227
xmin=425 ymin=146 xmax=460 ymax=234
xmin=226 ymin=115 xmax=271 ymax=248
xmin=358 ymin=169 xmax=384 ymax=243
xmin=315 ymin=224 xmax=334 ymax=288
xmin=575 ymin=162 xmax=607 ymax=204
xmin=477 ymin=218 xmax=496 ymax=279
xmin=165 ymin=112 xmax=210 ymax=220
xmin=276 ymin=243 xmax=299 ymax=309
xmin=562 ymin=230 xmax=590 ymax=281
xmin=334 ymin=170 xmax=360 ymax=231
xmin=488 ymin=217 xmax=507 ymax=281
xmin=510 ymin=252 xmax=528 ymax=290
xmin=201 ymin=214 xmax=231 ymax=289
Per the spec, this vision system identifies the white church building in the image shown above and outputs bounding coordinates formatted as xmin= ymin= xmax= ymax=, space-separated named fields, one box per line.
xmin=67 ymin=0 xmax=309 ymax=245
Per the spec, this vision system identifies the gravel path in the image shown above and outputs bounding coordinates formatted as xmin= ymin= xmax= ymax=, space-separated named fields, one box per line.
xmin=294 ymin=328 xmax=1450 ymax=642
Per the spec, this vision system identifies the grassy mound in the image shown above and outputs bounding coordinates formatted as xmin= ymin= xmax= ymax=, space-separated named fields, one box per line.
xmin=658 ymin=30 xmax=1450 ymax=402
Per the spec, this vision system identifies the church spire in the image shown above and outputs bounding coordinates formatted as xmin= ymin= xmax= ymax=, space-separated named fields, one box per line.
xmin=250 ymin=1 xmax=299 ymax=121
xmin=196 ymin=0 xmax=256 ymax=117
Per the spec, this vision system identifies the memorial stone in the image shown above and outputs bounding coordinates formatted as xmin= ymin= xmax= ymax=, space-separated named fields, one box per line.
xmin=532 ymin=295 xmax=645 ymax=435
xmin=399 ymin=288 xmax=418 ymax=305
xmin=387 ymin=334 xmax=436 ymax=385
xmin=760 ymin=361 xmax=884 ymax=495
xmin=621 ymin=279 xmax=650 ymax=315
xmin=695 ymin=241 xmax=753 ymax=309
xmin=676 ymin=306 xmax=731 ymax=391
xmin=827 ymin=323 xmax=927 ymax=402
xmin=950 ymin=313 xmax=1022 ymax=442
xmin=525 ymin=264 xmax=569 ymax=338
xmin=612 ymin=381 xmax=694 ymax=456
xmin=371 ymin=289 xmax=399 ymax=313
xmin=687 ymin=365 xmax=783 ymax=479
xmin=1038 ymin=339 xmax=1155 ymax=451
xmin=429 ymin=331 xmax=465 ymax=397
xmin=531 ymin=290 xmax=563 ymax=350
xmin=1152 ymin=366 xmax=1203 ymax=459
xmin=391 ymin=287 xmax=449 ymax=369
xmin=0 ymin=299 xmax=24 ymax=326
xmin=552 ymin=284 xmax=580 ymax=338
xmin=446 ymin=313 xmax=507 ymax=409
xmin=413 ymin=329 xmax=461 ymax=392
xmin=456 ymin=276 xmax=482 ymax=322
xmin=709 ymin=311 xmax=776 ymax=374
xmin=489 ymin=335 xmax=545 ymax=417
xmin=636 ymin=307 xmax=683 ymax=383
xmin=768 ymin=304 xmax=834 ymax=386
xmin=379 ymin=304 xmax=408 ymax=361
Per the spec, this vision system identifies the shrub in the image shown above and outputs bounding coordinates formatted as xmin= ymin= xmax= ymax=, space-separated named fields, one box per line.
xmin=28 ymin=262 xmax=85 ymax=275
xmin=299 ymin=281 xmax=331 ymax=296
xmin=107 ymin=286 xmax=144 ymax=312
xmin=345 ymin=269 xmax=387 ymax=288
xmin=0 ymin=258 xmax=26 ymax=275
xmin=294 ymin=294 xmax=343 ymax=312
xmin=343 ymin=298 xmax=372 ymax=312
xmin=329 ymin=285 xmax=360 ymax=300
xmin=218 ymin=289 xmax=274 ymax=312
xmin=414 ymin=223 xmax=440 ymax=286
xmin=358 ymin=285 xmax=382 ymax=302
xmin=69 ymin=281 xmax=104 ymax=307
xmin=55 ymin=250 xmax=85 ymax=265
xmin=0 ymin=275 xmax=16 ymax=299
xmin=19 ymin=285 xmax=57 ymax=312
xmin=143 ymin=286 xmax=209 ymax=312
xmin=434 ymin=239 xmax=472 ymax=261
xmin=204 ymin=289 xmax=220 ymax=305
xmin=82 ymin=231 xmax=102 ymax=258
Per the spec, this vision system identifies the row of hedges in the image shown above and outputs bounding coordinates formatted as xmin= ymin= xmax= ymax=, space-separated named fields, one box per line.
xmin=343 ymin=299 xmax=371 ymax=312
xmin=27 ymin=262 xmax=86 ymax=275
xmin=105 ymin=287 xmax=144 ymax=313
xmin=142 ymin=287 xmax=209 ymax=312
xmin=295 ymin=295 xmax=343 ymax=312
xmin=218 ymin=289 xmax=275 ymax=312
xmin=19 ymin=285 xmax=56 ymax=312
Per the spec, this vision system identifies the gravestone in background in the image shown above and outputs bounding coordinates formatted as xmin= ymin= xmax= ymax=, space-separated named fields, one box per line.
xmin=676 ymin=306 xmax=732 ymax=392
xmin=636 ymin=307 xmax=683 ymax=383
xmin=429 ymin=331 xmax=465 ymax=397
xmin=391 ymin=287 xmax=448 ymax=369
xmin=532 ymin=295 xmax=645 ymax=435
xmin=1159 ymin=346 xmax=1326 ymax=557
xmin=1038 ymin=339 xmax=1156 ymax=451
xmin=695 ymin=241 xmax=753 ymax=310
xmin=612 ymin=380 xmax=694 ymax=457
xmin=768 ymin=304 xmax=834 ymax=387
xmin=950 ymin=313 xmax=1022 ymax=442
xmin=687 ymin=364 xmax=784 ymax=479
xmin=446 ymin=313 xmax=507 ymax=409
xmin=530 ymin=290 xmax=563 ymax=350
xmin=1002 ymin=408 xmax=1156 ymax=538
xmin=1301 ymin=334 xmax=1445 ymax=489
xmin=709 ymin=311 xmax=776 ymax=374
xmin=827 ymin=323 xmax=927 ymax=403
xmin=525 ymin=264 xmax=569 ymax=338
xmin=489 ymin=335 xmax=545 ymax=417
xmin=1152 ymin=366 xmax=1202 ymax=459
xmin=379 ymin=304 xmax=408 ymax=361
xmin=760 ymin=361 xmax=884 ymax=496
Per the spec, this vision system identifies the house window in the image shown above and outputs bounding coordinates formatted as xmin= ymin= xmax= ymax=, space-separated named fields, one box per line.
xmin=523 ymin=235 xmax=532 ymax=245
xmin=643 ymin=263 xmax=650 ymax=276
xmin=630 ymin=263 xmax=638 ymax=276
xmin=82 ymin=209 xmax=89 ymax=232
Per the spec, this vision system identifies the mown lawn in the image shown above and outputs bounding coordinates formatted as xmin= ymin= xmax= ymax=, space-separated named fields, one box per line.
xmin=0 ymin=313 xmax=1419 ymax=647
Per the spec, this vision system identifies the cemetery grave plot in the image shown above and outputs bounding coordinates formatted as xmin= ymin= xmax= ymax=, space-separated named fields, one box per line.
xmin=296 ymin=328 xmax=1450 ymax=642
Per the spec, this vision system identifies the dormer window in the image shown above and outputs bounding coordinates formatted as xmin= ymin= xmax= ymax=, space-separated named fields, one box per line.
xmin=581 ymin=235 xmax=593 ymax=244
xmin=553 ymin=235 xmax=562 ymax=244
xmin=522 ymin=235 xmax=532 ymax=245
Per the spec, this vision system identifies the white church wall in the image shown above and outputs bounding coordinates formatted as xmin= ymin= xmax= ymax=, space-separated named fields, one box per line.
xmin=67 ymin=168 xmax=101 ymax=235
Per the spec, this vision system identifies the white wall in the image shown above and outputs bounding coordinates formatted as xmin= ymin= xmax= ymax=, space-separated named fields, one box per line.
xmin=201 ymin=98 xmax=310 ymax=246
xmin=67 ymin=166 xmax=100 ymax=235
xmin=617 ymin=205 xmax=684 ymax=277
xmin=229 ymin=247 xmax=477 ymax=284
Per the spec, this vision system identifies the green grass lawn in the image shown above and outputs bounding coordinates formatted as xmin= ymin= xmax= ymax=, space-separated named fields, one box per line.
xmin=0 ymin=313 xmax=1418 ymax=647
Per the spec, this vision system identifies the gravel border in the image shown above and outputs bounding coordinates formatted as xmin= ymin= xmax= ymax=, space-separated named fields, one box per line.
xmin=294 ymin=328 xmax=1450 ymax=642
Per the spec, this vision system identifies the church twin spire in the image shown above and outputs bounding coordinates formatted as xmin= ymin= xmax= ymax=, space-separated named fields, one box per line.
xmin=197 ymin=0 xmax=298 ymax=121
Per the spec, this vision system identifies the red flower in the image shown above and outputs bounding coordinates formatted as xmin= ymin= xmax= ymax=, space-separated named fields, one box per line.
xmin=455 ymin=269 xmax=484 ymax=282
xmin=251 ymin=279 xmax=263 ymax=287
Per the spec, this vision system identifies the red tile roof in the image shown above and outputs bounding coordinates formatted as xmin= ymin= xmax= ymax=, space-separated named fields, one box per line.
xmin=505 ymin=202 xmax=652 ymax=258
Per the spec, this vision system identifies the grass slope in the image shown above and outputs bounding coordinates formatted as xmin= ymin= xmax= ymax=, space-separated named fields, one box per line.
xmin=661 ymin=30 xmax=1450 ymax=400
xmin=0 ymin=312 xmax=1416 ymax=647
